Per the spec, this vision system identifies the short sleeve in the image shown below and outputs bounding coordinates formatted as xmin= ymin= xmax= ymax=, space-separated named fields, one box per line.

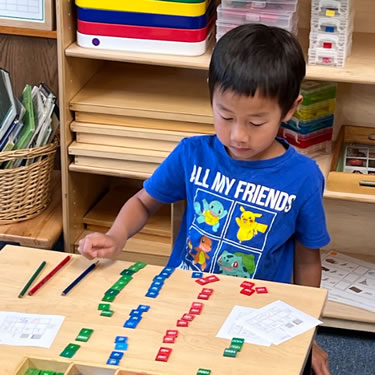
xmin=144 ymin=139 xmax=188 ymax=203
xmin=295 ymin=168 xmax=331 ymax=248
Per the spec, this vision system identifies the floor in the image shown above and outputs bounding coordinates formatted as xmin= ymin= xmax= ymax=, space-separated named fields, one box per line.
xmin=1 ymin=239 xmax=374 ymax=374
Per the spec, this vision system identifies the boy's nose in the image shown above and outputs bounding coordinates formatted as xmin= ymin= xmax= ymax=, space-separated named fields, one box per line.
xmin=231 ymin=122 xmax=249 ymax=144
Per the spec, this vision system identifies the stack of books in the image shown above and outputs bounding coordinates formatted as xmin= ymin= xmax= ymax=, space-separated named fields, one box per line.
xmin=0 ymin=69 xmax=58 ymax=168
xmin=75 ymin=0 xmax=215 ymax=56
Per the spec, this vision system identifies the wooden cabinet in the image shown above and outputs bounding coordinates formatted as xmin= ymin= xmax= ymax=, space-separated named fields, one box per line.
xmin=57 ymin=0 xmax=375 ymax=329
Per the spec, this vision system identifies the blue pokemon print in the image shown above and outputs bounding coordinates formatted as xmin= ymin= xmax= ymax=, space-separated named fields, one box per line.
xmin=217 ymin=250 xmax=255 ymax=277
xmin=194 ymin=199 xmax=228 ymax=232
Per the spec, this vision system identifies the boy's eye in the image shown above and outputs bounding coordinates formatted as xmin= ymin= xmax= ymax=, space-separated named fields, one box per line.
xmin=220 ymin=115 xmax=233 ymax=121
xmin=250 ymin=122 xmax=265 ymax=127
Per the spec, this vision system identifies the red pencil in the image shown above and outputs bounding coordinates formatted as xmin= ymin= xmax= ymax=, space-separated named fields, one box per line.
xmin=28 ymin=255 xmax=72 ymax=296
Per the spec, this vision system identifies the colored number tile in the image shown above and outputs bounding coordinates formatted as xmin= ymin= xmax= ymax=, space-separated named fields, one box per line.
xmin=110 ymin=351 xmax=124 ymax=360
xmin=102 ymin=295 xmax=116 ymax=302
xmin=153 ymin=275 xmax=165 ymax=282
xmin=192 ymin=302 xmax=203 ymax=309
xmin=25 ymin=370 xmax=40 ymax=375
xmin=189 ymin=307 xmax=202 ymax=315
xmin=223 ymin=348 xmax=238 ymax=357
xmin=75 ymin=328 xmax=94 ymax=342
xmin=197 ymin=369 xmax=211 ymax=375
xmin=177 ymin=319 xmax=189 ymax=327
xmin=231 ymin=337 xmax=245 ymax=346
xmin=166 ymin=329 xmax=179 ymax=337
xmin=240 ymin=281 xmax=255 ymax=289
xmin=123 ymin=320 xmax=137 ymax=329
xmin=195 ymin=278 xmax=209 ymax=285
xmin=205 ymin=275 xmax=220 ymax=283
xmin=155 ymin=354 xmax=169 ymax=362
xmin=181 ymin=313 xmax=195 ymax=321
xmin=101 ymin=309 xmax=114 ymax=317
xmin=130 ymin=309 xmax=142 ymax=317
xmin=149 ymin=285 xmax=162 ymax=293
xmin=40 ymin=371 xmax=55 ymax=375
xmin=138 ymin=304 xmax=150 ymax=312
xmin=158 ymin=347 xmax=172 ymax=355
xmin=230 ymin=343 xmax=243 ymax=351
xmin=115 ymin=342 xmax=129 ymax=350
xmin=151 ymin=280 xmax=164 ymax=288
xmin=60 ymin=343 xmax=80 ymax=358
xmin=115 ymin=335 xmax=128 ymax=343
xmin=146 ymin=290 xmax=159 ymax=298
xmin=163 ymin=335 xmax=176 ymax=343
xmin=128 ymin=265 xmax=140 ymax=272
xmin=240 ymin=288 xmax=255 ymax=296
xmin=255 ymin=286 xmax=268 ymax=294
xmin=98 ymin=303 xmax=111 ymax=311
xmin=134 ymin=261 xmax=147 ymax=269
xmin=201 ymin=288 xmax=213 ymax=295
xmin=192 ymin=271 xmax=203 ymax=278
xmin=198 ymin=293 xmax=210 ymax=300
xmin=105 ymin=288 xmax=120 ymax=296
xmin=106 ymin=358 xmax=120 ymax=366
xmin=120 ymin=269 xmax=136 ymax=276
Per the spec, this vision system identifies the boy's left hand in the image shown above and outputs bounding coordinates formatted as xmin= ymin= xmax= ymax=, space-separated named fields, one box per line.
xmin=312 ymin=341 xmax=330 ymax=375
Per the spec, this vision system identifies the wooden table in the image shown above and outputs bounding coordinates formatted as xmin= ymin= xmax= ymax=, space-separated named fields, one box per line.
xmin=0 ymin=245 xmax=327 ymax=375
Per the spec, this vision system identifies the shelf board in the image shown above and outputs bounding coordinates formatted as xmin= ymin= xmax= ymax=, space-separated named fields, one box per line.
xmin=66 ymin=32 xmax=375 ymax=84
xmin=0 ymin=171 xmax=62 ymax=249
xmin=70 ymin=63 xmax=212 ymax=123
xmin=66 ymin=40 xmax=213 ymax=70
xmin=0 ymin=26 xmax=57 ymax=39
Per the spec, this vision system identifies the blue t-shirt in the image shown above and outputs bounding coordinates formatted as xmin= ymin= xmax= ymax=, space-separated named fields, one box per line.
xmin=144 ymin=135 xmax=330 ymax=283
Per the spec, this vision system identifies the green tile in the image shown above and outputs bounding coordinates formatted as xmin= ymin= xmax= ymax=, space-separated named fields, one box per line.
xmin=98 ymin=303 xmax=111 ymax=311
xmin=230 ymin=343 xmax=242 ymax=351
xmin=102 ymin=294 xmax=115 ymax=302
xmin=25 ymin=369 xmax=40 ymax=375
xmin=231 ymin=337 xmax=245 ymax=346
xmin=223 ymin=347 xmax=238 ymax=357
xmin=75 ymin=328 xmax=94 ymax=342
xmin=197 ymin=369 xmax=211 ymax=375
xmin=105 ymin=288 xmax=120 ymax=296
xmin=120 ymin=269 xmax=135 ymax=276
xmin=100 ymin=309 xmax=114 ymax=317
xmin=60 ymin=343 xmax=80 ymax=358
xmin=39 ymin=371 xmax=55 ymax=375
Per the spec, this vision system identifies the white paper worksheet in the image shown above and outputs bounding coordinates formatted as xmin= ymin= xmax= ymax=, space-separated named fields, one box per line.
xmin=239 ymin=300 xmax=322 ymax=345
xmin=216 ymin=305 xmax=272 ymax=346
xmin=0 ymin=0 xmax=44 ymax=21
xmin=0 ymin=311 xmax=64 ymax=348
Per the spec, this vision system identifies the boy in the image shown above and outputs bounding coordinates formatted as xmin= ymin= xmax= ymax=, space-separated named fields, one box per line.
xmin=79 ymin=24 xmax=330 ymax=374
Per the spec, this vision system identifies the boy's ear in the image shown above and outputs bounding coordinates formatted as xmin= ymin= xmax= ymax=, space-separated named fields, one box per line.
xmin=282 ymin=95 xmax=303 ymax=122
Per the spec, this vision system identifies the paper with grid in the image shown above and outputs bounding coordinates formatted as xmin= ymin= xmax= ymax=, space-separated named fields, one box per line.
xmin=0 ymin=0 xmax=44 ymax=22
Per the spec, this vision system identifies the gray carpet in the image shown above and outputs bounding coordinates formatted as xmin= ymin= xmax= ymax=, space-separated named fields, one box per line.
xmin=316 ymin=327 xmax=375 ymax=375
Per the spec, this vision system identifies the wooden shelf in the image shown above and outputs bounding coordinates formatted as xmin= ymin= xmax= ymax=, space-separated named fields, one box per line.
xmin=0 ymin=171 xmax=62 ymax=249
xmin=70 ymin=63 xmax=212 ymax=123
xmin=0 ymin=26 xmax=57 ymax=39
xmin=66 ymin=32 xmax=375 ymax=84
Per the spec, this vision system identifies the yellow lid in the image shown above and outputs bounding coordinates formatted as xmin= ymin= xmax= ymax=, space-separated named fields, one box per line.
xmin=75 ymin=0 xmax=210 ymax=17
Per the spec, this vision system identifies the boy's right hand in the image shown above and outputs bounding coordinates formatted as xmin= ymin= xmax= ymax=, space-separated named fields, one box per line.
xmin=78 ymin=232 xmax=124 ymax=260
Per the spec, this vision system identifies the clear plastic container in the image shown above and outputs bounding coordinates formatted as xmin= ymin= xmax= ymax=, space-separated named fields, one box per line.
xmin=217 ymin=4 xmax=298 ymax=28
xmin=300 ymin=81 xmax=337 ymax=106
xmin=310 ymin=12 xmax=354 ymax=34
xmin=312 ymin=0 xmax=352 ymax=18
xmin=222 ymin=0 xmax=298 ymax=13
xmin=216 ymin=19 xmax=298 ymax=40
xmin=278 ymin=126 xmax=333 ymax=148
xmin=283 ymin=114 xmax=334 ymax=134
xmin=294 ymin=98 xmax=336 ymax=121
xmin=294 ymin=140 xmax=332 ymax=156
xmin=308 ymin=37 xmax=352 ymax=67
xmin=309 ymin=31 xmax=352 ymax=51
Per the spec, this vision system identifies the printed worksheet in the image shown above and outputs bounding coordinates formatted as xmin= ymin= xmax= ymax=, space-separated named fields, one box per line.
xmin=239 ymin=300 xmax=322 ymax=345
xmin=0 ymin=312 xmax=64 ymax=348
xmin=0 ymin=0 xmax=44 ymax=21
xmin=321 ymin=251 xmax=375 ymax=313
xmin=216 ymin=305 xmax=272 ymax=346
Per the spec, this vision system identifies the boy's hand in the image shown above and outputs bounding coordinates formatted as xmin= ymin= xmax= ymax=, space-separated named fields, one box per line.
xmin=78 ymin=232 xmax=124 ymax=259
xmin=312 ymin=341 xmax=330 ymax=375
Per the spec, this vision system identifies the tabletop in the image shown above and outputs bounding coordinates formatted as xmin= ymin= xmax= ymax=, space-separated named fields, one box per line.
xmin=0 ymin=245 xmax=327 ymax=375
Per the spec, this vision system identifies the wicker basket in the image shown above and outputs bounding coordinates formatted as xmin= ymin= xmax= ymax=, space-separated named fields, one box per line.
xmin=0 ymin=139 xmax=59 ymax=224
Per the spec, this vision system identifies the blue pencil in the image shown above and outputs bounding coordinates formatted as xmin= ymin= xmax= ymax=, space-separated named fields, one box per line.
xmin=61 ymin=260 xmax=99 ymax=296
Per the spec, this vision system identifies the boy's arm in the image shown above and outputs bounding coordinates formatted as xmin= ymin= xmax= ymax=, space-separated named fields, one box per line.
xmin=293 ymin=241 xmax=322 ymax=287
xmin=79 ymin=188 xmax=163 ymax=259
xmin=294 ymin=242 xmax=330 ymax=375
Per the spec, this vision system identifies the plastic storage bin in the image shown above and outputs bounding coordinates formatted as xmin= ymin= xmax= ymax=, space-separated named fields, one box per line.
xmin=300 ymin=81 xmax=337 ymax=106
xmin=283 ymin=114 xmax=334 ymax=134
xmin=278 ymin=126 xmax=333 ymax=148
xmin=295 ymin=98 xmax=336 ymax=121
xmin=221 ymin=0 xmax=298 ymax=13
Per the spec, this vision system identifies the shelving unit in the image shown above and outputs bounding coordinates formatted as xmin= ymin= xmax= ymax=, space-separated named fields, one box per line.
xmin=57 ymin=0 xmax=375 ymax=331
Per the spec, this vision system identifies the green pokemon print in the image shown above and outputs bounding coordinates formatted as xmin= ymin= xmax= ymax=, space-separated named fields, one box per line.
xmin=236 ymin=206 xmax=268 ymax=242
xmin=217 ymin=250 xmax=255 ymax=277
xmin=194 ymin=199 xmax=228 ymax=232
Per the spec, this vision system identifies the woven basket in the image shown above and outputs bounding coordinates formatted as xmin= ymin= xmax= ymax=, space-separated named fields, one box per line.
xmin=0 ymin=139 xmax=59 ymax=224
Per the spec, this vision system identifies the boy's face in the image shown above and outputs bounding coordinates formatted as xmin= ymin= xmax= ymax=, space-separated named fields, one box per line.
xmin=212 ymin=88 xmax=300 ymax=161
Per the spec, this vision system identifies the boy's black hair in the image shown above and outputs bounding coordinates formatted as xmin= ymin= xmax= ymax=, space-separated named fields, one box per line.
xmin=208 ymin=24 xmax=306 ymax=117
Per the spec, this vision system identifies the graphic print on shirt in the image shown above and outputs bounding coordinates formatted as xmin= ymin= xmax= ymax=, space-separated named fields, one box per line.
xmin=181 ymin=188 xmax=277 ymax=277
